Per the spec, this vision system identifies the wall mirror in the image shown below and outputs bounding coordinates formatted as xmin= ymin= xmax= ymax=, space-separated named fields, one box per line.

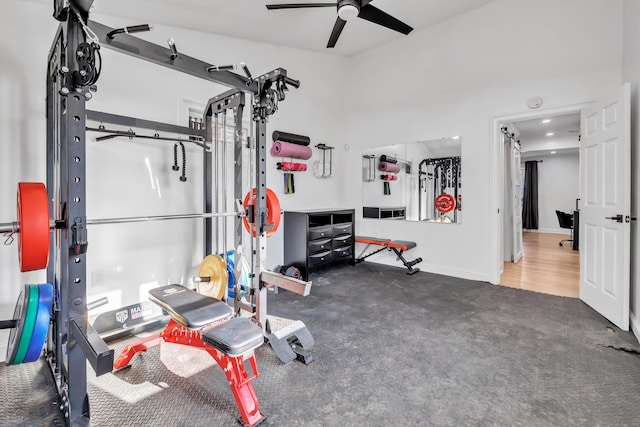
xmin=362 ymin=137 xmax=462 ymax=223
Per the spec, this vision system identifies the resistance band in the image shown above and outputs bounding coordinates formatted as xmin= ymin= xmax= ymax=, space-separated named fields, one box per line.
xmin=284 ymin=173 xmax=295 ymax=194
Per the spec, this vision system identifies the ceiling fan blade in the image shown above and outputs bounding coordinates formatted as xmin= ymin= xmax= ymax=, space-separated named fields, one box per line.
xmin=266 ymin=3 xmax=337 ymax=9
xmin=327 ymin=17 xmax=347 ymax=48
xmin=358 ymin=4 xmax=413 ymax=35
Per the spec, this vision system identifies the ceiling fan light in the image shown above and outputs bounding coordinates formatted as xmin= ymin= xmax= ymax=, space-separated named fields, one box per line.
xmin=338 ymin=4 xmax=359 ymax=21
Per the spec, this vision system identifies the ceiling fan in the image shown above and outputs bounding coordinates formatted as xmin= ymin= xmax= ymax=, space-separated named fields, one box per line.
xmin=265 ymin=0 xmax=413 ymax=48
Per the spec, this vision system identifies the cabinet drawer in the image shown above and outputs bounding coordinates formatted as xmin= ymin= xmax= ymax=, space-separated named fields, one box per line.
xmin=309 ymin=238 xmax=332 ymax=254
xmin=308 ymin=250 xmax=332 ymax=267
xmin=332 ymin=234 xmax=352 ymax=247
xmin=333 ymin=222 xmax=352 ymax=236
xmin=332 ymin=246 xmax=353 ymax=259
xmin=309 ymin=225 xmax=332 ymax=241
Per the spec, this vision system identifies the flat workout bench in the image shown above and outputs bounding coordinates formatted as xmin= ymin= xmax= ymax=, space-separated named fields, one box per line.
xmin=113 ymin=285 xmax=265 ymax=426
xmin=355 ymin=236 xmax=423 ymax=275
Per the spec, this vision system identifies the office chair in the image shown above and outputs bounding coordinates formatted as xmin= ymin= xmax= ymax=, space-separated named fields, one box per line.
xmin=555 ymin=210 xmax=573 ymax=247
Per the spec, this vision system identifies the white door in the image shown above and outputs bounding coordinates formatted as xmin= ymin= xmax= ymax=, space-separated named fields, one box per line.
xmin=511 ymin=141 xmax=523 ymax=263
xmin=579 ymin=83 xmax=631 ymax=330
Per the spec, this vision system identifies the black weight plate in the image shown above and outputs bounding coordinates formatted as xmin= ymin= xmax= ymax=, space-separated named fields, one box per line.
xmin=5 ymin=285 xmax=29 ymax=365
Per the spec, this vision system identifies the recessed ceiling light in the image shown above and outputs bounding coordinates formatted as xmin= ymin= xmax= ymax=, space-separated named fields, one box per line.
xmin=551 ymin=151 xmax=556 ymax=154
xmin=542 ymin=119 xmax=551 ymax=124
xmin=452 ymin=136 xmax=460 ymax=140
xmin=546 ymin=132 xmax=554 ymax=136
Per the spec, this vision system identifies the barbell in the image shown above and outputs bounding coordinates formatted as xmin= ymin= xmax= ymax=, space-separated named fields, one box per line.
xmin=2 ymin=182 xmax=281 ymax=272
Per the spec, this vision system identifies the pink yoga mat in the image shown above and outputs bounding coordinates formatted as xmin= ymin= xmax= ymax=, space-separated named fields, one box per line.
xmin=378 ymin=161 xmax=401 ymax=173
xmin=270 ymin=140 xmax=313 ymax=160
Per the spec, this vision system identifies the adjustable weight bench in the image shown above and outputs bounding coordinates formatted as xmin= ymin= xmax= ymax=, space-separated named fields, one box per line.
xmin=355 ymin=236 xmax=423 ymax=275
xmin=113 ymin=285 xmax=265 ymax=427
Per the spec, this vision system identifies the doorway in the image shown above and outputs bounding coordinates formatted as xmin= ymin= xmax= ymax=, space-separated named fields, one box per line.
xmin=493 ymin=106 xmax=585 ymax=297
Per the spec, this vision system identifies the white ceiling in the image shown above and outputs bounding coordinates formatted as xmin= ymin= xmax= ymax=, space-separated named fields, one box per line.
xmin=514 ymin=113 xmax=580 ymax=142
xmin=81 ymin=0 xmax=497 ymax=56
xmin=511 ymin=113 xmax=581 ymax=159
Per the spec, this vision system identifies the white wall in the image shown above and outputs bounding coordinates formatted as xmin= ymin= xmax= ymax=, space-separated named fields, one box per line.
xmin=521 ymin=134 xmax=579 ymax=152
xmin=0 ymin=1 xmax=348 ymax=307
xmin=0 ymin=1 xmax=59 ymax=306
xmin=623 ymin=0 xmax=640 ymax=340
xmin=345 ymin=0 xmax=623 ymax=281
xmin=523 ymin=153 xmax=579 ymax=234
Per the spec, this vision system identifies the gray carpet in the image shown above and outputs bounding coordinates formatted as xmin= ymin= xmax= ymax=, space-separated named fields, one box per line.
xmin=1 ymin=262 xmax=640 ymax=426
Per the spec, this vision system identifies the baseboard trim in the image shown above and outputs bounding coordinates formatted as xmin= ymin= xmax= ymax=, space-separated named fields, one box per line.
xmin=364 ymin=258 xmax=490 ymax=283
xmin=524 ymin=228 xmax=571 ymax=235
xmin=630 ymin=311 xmax=640 ymax=344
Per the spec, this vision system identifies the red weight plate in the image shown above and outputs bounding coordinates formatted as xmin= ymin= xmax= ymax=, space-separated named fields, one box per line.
xmin=435 ymin=193 xmax=456 ymax=214
xmin=242 ymin=188 xmax=281 ymax=237
xmin=17 ymin=183 xmax=50 ymax=272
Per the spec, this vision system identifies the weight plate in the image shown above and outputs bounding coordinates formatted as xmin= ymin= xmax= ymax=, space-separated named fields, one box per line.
xmin=17 ymin=182 xmax=50 ymax=272
xmin=5 ymin=285 xmax=30 ymax=366
xmin=226 ymin=251 xmax=235 ymax=290
xmin=197 ymin=255 xmax=228 ymax=300
xmin=242 ymin=188 xmax=281 ymax=237
xmin=13 ymin=285 xmax=39 ymax=364
xmin=23 ymin=284 xmax=53 ymax=363
xmin=435 ymin=193 xmax=456 ymax=214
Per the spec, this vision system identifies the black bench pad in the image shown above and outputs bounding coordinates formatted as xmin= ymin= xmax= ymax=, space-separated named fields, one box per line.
xmin=148 ymin=285 xmax=232 ymax=329
xmin=202 ymin=317 xmax=264 ymax=357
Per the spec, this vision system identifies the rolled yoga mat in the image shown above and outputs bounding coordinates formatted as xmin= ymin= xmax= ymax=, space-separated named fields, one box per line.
xmin=278 ymin=162 xmax=308 ymax=171
xmin=380 ymin=174 xmax=398 ymax=181
xmin=378 ymin=161 xmax=401 ymax=173
xmin=380 ymin=155 xmax=397 ymax=164
xmin=272 ymin=131 xmax=311 ymax=146
xmin=271 ymin=140 xmax=313 ymax=160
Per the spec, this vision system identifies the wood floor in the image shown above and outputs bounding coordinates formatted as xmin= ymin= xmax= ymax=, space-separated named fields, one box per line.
xmin=501 ymin=232 xmax=580 ymax=298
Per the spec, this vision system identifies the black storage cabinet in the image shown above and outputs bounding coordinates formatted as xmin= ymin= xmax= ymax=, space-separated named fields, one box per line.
xmin=284 ymin=209 xmax=355 ymax=280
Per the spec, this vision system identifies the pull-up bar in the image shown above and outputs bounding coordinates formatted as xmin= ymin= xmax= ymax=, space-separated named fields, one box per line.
xmin=88 ymin=21 xmax=299 ymax=95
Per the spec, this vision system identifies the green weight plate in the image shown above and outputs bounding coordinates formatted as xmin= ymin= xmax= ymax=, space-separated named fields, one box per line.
xmin=23 ymin=284 xmax=53 ymax=363
xmin=13 ymin=285 xmax=39 ymax=364
xmin=5 ymin=285 xmax=29 ymax=366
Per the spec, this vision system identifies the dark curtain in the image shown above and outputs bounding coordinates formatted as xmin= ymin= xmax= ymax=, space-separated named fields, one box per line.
xmin=522 ymin=161 xmax=539 ymax=229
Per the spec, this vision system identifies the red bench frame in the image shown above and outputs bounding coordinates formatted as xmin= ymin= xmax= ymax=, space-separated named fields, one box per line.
xmin=114 ymin=318 xmax=264 ymax=427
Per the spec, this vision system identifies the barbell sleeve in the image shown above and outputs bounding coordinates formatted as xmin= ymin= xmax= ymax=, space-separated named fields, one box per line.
xmin=0 ymin=222 xmax=18 ymax=234
xmin=0 ymin=319 xmax=18 ymax=329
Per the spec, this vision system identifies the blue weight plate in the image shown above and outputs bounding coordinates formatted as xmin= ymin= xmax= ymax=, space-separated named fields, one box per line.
xmin=5 ymin=285 xmax=30 ymax=366
xmin=23 ymin=284 xmax=53 ymax=363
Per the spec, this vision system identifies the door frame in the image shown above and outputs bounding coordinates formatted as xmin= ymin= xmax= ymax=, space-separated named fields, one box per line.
xmin=488 ymin=102 xmax=591 ymax=284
